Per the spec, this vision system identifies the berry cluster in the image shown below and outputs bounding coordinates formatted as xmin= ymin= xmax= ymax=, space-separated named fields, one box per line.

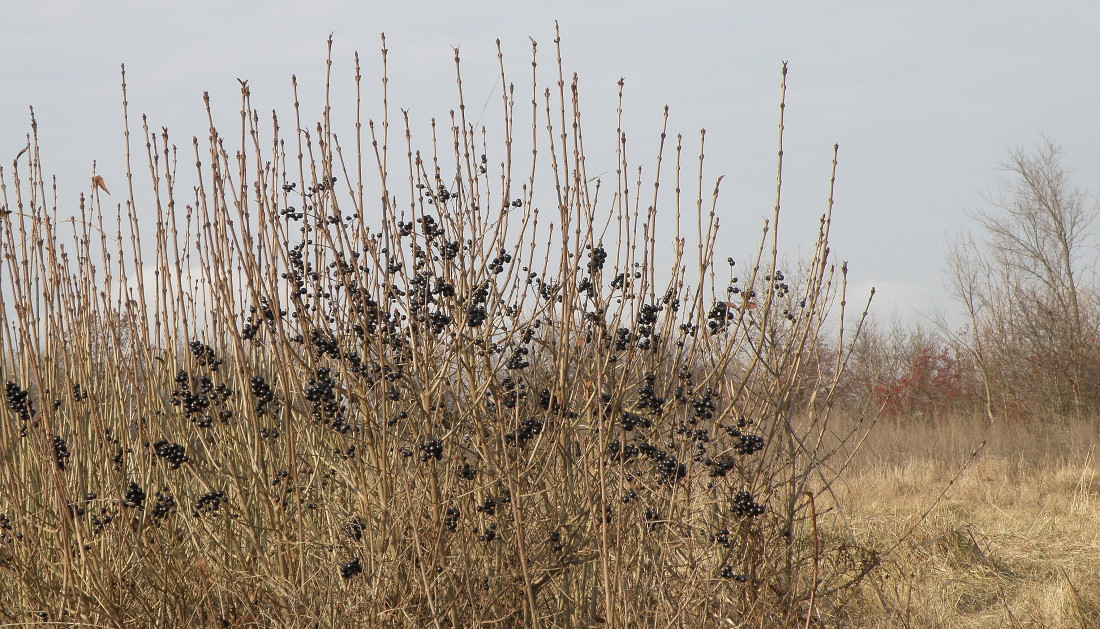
xmin=249 ymin=376 xmax=277 ymax=415
xmin=122 ymin=481 xmax=146 ymax=508
xmin=487 ymin=248 xmax=513 ymax=275
xmin=476 ymin=497 xmax=497 ymax=516
xmin=636 ymin=375 xmax=665 ymax=414
xmin=104 ymin=427 xmax=129 ymax=470
xmin=68 ymin=501 xmax=87 ymax=518
xmin=455 ymin=461 xmax=478 ymax=480
xmin=52 ymin=435 xmax=71 ymax=470
xmin=343 ymin=516 xmax=364 ymax=541
xmin=153 ymin=440 xmax=189 ymax=469
xmin=732 ymin=490 xmax=765 ymax=518
xmin=634 ymin=304 xmax=662 ymax=347
xmin=188 ymin=341 xmax=224 ymax=370
xmin=765 ymin=271 xmax=789 ymax=297
xmin=418 ymin=179 xmax=456 ymax=206
xmin=691 ymin=388 xmax=718 ymax=422
xmin=443 ymin=508 xmax=460 ymax=533
xmin=278 ymin=205 xmax=305 ymax=221
xmin=601 ymin=505 xmax=614 ymax=524
xmin=71 ymin=383 xmax=89 ymax=402
xmin=548 ymin=530 xmax=563 ymax=552
xmin=466 ymin=304 xmax=487 ymax=328
xmin=309 ymin=330 xmax=342 ymax=361
xmin=241 ymin=299 xmax=283 ymax=341
xmin=0 ymin=513 xmax=14 ymax=544
xmin=606 ymin=440 xmax=640 ymax=462
xmin=305 ymin=368 xmax=352 ymax=432
xmin=193 ymin=490 xmax=226 ymax=517
xmin=504 ymin=418 xmax=544 ymax=447
xmin=719 ymin=566 xmax=748 ymax=581
xmin=339 ymin=557 xmax=363 ymax=579
xmin=4 ymin=380 xmax=37 ymax=434
xmin=504 ymin=345 xmax=530 ymax=370
xmin=706 ymin=457 xmax=735 ymax=478
xmin=711 ymin=528 xmax=732 ymax=548
xmin=90 ymin=511 xmax=113 ymax=534
xmin=537 ymin=388 xmax=561 ymax=413
xmin=465 ymin=283 xmax=491 ymax=328
xmin=587 ymin=245 xmax=607 ymax=273
xmin=733 ymin=433 xmax=765 ymax=455
xmin=306 ymin=176 xmax=338 ymax=196
xmin=620 ymin=412 xmax=652 ymax=431
xmin=171 ymin=371 xmax=235 ymax=427
xmin=655 ymin=454 xmax=686 ymax=485
xmin=152 ymin=490 xmax=176 ymax=520
xmin=607 ymin=440 xmax=687 ymax=486
xmin=476 ymin=523 xmax=498 ymax=542
xmin=271 ymin=469 xmax=289 ymax=486
xmin=677 ymin=424 xmax=711 ymax=444
xmin=418 ymin=438 xmax=443 ymax=462
xmin=707 ymin=296 xmax=755 ymax=333
xmin=611 ymin=327 xmax=633 ymax=352
xmin=171 ymin=372 xmax=209 ymax=416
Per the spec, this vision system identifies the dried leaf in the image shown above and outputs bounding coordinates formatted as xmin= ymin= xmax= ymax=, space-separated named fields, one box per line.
xmin=92 ymin=175 xmax=110 ymax=195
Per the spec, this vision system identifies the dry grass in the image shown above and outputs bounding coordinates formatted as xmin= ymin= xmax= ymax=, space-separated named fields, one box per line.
xmin=823 ymin=413 xmax=1100 ymax=628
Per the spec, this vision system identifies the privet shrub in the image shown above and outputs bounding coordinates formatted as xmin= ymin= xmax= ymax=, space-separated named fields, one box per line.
xmin=0 ymin=31 xmax=874 ymax=627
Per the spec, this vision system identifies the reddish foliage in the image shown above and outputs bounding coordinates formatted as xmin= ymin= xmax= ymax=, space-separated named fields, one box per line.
xmin=873 ymin=348 xmax=976 ymax=417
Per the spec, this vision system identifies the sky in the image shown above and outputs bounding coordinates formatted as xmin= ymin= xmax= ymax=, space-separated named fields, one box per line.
xmin=3 ymin=0 xmax=1099 ymax=329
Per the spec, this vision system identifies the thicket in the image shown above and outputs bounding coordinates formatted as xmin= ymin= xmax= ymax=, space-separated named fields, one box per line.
xmin=838 ymin=321 xmax=980 ymax=419
xmin=0 ymin=32 xmax=880 ymax=627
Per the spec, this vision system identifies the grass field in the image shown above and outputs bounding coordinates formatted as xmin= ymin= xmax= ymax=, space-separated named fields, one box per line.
xmin=824 ymin=413 xmax=1100 ymax=628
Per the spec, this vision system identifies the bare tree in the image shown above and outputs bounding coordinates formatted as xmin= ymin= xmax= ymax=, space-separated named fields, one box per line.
xmin=946 ymin=138 xmax=1100 ymax=418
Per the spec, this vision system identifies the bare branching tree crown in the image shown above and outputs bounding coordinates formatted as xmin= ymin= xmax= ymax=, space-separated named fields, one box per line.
xmin=948 ymin=138 xmax=1100 ymax=419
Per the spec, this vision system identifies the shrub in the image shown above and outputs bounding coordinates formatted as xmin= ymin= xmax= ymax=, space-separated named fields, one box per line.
xmin=0 ymin=30 xmax=872 ymax=627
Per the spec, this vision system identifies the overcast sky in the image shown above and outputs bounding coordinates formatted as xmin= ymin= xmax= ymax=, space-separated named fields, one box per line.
xmin=3 ymin=1 xmax=1099 ymax=328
